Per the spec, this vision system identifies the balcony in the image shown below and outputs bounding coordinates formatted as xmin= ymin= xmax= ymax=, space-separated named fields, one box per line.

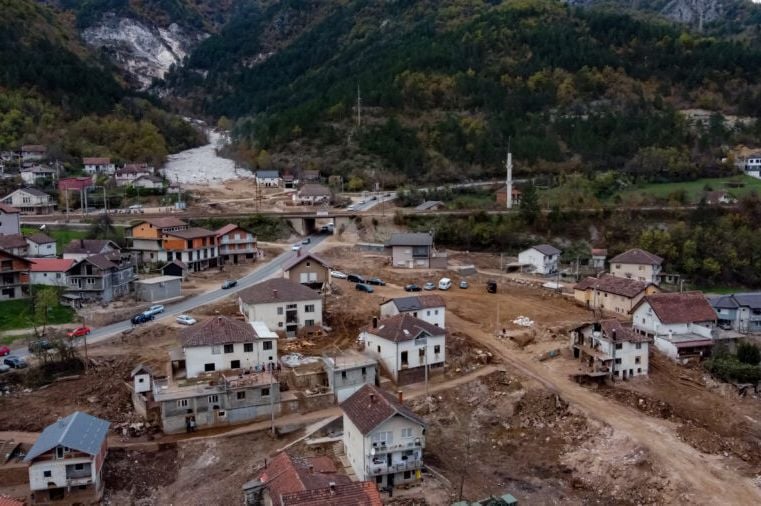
xmin=366 ymin=460 xmax=423 ymax=476
xmin=219 ymin=237 xmax=253 ymax=245
xmin=66 ymin=476 xmax=93 ymax=486
xmin=369 ymin=438 xmax=424 ymax=454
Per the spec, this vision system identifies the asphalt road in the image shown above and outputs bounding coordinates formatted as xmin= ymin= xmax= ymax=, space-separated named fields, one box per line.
xmin=8 ymin=233 xmax=329 ymax=359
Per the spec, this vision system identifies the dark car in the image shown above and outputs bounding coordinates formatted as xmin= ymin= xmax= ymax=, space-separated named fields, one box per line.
xmin=222 ymin=279 xmax=238 ymax=289
xmin=404 ymin=284 xmax=422 ymax=292
xmin=347 ymin=274 xmax=366 ymax=283
xmin=487 ymin=280 xmax=497 ymax=293
xmin=4 ymin=356 xmax=27 ymax=369
xmin=367 ymin=277 xmax=386 ymax=286
xmin=355 ymin=283 xmax=374 ymax=293
xmin=302 ymin=237 xmax=311 ymax=245
xmin=28 ymin=340 xmax=52 ymax=354
xmin=131 ymin=313 xmax=154 ymax=325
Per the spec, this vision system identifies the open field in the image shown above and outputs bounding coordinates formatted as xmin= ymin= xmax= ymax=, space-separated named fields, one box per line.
xmin=21 ymin=227 xmax=88 ymax=251
xmin=613 ymin=175 xmax=761 ymax=203
xmin=0 ymin=298 xmax=75 ymax=332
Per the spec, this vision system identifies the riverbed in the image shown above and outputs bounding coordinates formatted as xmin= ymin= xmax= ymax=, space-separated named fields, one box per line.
xmin=161 ymin=130 xmax=254 ymax=185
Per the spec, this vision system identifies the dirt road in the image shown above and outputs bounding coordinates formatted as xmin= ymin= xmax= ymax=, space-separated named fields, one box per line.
xmin=449 ymin=312 xmax=761 ymax=504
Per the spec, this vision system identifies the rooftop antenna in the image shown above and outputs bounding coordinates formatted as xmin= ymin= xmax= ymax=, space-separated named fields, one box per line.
xmin=506 ymin=137 xmax=513 ymax=210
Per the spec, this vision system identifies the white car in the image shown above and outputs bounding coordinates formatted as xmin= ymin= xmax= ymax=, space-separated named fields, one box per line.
xmin=146 ymin=304 xmax=165 ymax=316
xmin=176 ymin=315 xmax=197 ymax=326
xmin=291 ymin=244 xmax=302 ymax=251
xmin=330 ymin=270 xmax=348 ymax=279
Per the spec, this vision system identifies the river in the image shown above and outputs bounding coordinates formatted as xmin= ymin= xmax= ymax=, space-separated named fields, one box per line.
xmin=161 ymin=129 xmax=254 ymax=185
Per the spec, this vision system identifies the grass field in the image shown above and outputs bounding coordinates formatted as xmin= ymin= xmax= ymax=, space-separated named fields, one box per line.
xmin=21 ymin=227 xmax=88 ymax=251
xmin=613 ymin=175 xmax=761 ymax=204
xmin=0 ymin=298 xmax=75 ymax=332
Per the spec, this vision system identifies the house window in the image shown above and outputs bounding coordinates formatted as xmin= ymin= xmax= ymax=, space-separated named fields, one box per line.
xmin=224 ymin=344 xmax=234 ymax=354
xmin=204 ymin=363 xmax=215 ymax=372
xmin=419 ymin=348 xmax=425 ymax=359
xmin=44 ymin=470 xmax=52 ymax=478
xmin=56 ymin=447 xmax=64 ymax=459
xmin=231 ymin=360 xmax=241 ymax=369
xmin=212 ymin=345 xmax=221 ymax=355
xmin=372 ymin=431 xmax=393 ymax=445
xmin=361 ymin=367 xmax=366 ymax=376
xmin=177 ymin=399 xmax=189 ymax=408
xmin=305 ymin=319 xmax=315 ymax=327
xmin=615 ymin=358 xmax=622 ymax=364
xmin=286 ymin=304 xmax=297 ymax=309
xmin=377 ymin=345 xmax=381 ymax=353
xmin=237 ymin=391 xmax=246 ymax=400
xmin=401 ymin=428 xmax=413 ymax=438
xmin=635 ymin=343 xmax=642 ymax=349
xmin=435 ymin=310 xmax=439 ymax=315
xmin=615 ymin=343 xmax=622 ymax=350
xmin=277 ymin=307 xmax=283 ymax=315
xmin=404 ymin=471 xmax=412 ymax=480
xmin=635 ymin=356 xmax=641 ymax=364
xmin=263 ymin=341 xmax=273 ymax=350
xmin=341 ymin=370 xmax=347 ymax=379
xmin=401 ymin=351 xmax=408 ymax=365
xmin=426 ymin=310 xmax=431 ymax=316
xmin=74 ymin=463 xmax=84 ymax=471
xmin=434 ymin=345 xmax=441 ymax=354
xmin=637 ymin=368 xmax=642 ymax=373
xmin=278 ymin=322 xmax=283 ymax=327
xmin=208 ymin=395 xmax=219 ymax=403
xmin=305 ymin=304 xmax=315 ymax=313
xmin=244 ymin=343 xmax=254 ymax=352
xmin=262 ymin=388 xmax=270 ymax=397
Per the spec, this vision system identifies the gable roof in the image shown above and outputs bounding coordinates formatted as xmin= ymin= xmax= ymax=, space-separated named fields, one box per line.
xmin=256 ymin=452 xmax=353 ymax=506
xmin=282 ymin=252 xmax=331 ymax=272
xmin=26 ymin=232 xmax=55 ymax=244
xmin=384 ymin=233 xmax=433 ymax=247
xmin=136 ymin=217 xmax=188 ymax=229
xmin=256 ymin=170 xmax=280 ymax=179
xmin=281 ymin=482 xmax=382 ymax=506
xmin=0 ymin=248 xmax=32 ymax=265
xmin=340 ymin=384 xmax=426 ymax=435
xmin=216 ymin=223 xmax=242 ymax=237
xmin=0 ymin=234 xmax=27 ymax=250
xmin=239 ymin=278 xmax=321 ymax=305
xmin=635 ymin=291 xmax=717 ymax=324
xmin=21 ymin=144 xmax=46 ymax=152
xmin=711 ymin=292 xmax=761 ymax=311
xmin=162 ymin=259 xmax=188 ymax=270
xmin=165 ymin=227 xmax=216 ymax=240
xmin=591 ymin=248 xmax=607 ymax=256
xmin=16 ymin=187 xmax=49 ymax=198
xmin=573 ymin=274 xmax=653 ymax=298
xmin=82 ymin=157 xmax=111 ymax=165
xmin=298 ymin=184 xmax=331 ymax=197
xmin=382 ymin=295 xmax=445 ymax=312
xmin=363 ymin=313 xmax=445 ymax=343
xmin=30 ymin=258 xmax=74 ymax=272
xmin=179 ymin=315 xmax=260 ymax=347
xmin=610 ymin=248 xmax=663 ymax=266
xmin=63 ymin=239 xmax=118 ymax=255
xmin=526 ymin=244 xmax=561 ymax=256
xmin=0 ymin=203 xmax=19 ymax=213
xmin=25 ymin=411 xmax=109 ymax=462
xmin=74 ymin=253 xmax=117 ymax=271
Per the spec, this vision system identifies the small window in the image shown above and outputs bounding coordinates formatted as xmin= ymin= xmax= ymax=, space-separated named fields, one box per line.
xmin=615 ymin=343 xmax=623 ymax=350
xmin=138 ymin=378 xmax=144 ymax=383
xmin=211 ymin=345 xmax=221 ymax=355
xmin=278 ymin=322 xmax=283 ymax=328
xmin=177 ymin=399 xmax=189 ymax=408
xmin=74 ymin=463 xmax=84 ymax=471
xmin=204 ymin=363 xmax=215 ymax=372
xmin=231 ymin=360 xmax=241 ymax=369
xmin=635 ymin=343 xmax=642 ymax=349
xmin=218 ymin=411 xmax=226 ymax=418
xmin=637 ymin=368 xmax=642 ymax=373
xmin=361 ymin=367 xmax=366 ymax=376
xmin=377 ymin=345 xmax=381 ymax=353
xmin=44 ymin=470 xmax=52 ymax=478
xmin=403 ymin=471 xmax=412 ymax=479
xmin=277 ymin=307 xmax=283 ymax=315
xmin=224 ymin=344 xmax=234 ymax=354
xmin=426 ymin=310 xmax=431 ymax=316
xmin=244 ymin=343 xmax=254 ymax=353
xmin=341 ymin=370 xmax=347 ymax=379
xmin=263 ymin=341 xmax=273 ymax=350
xmin=262 ymin=388 xmax=270 ymax=397
xmin=305 ymin=319 xmax=315 ymax=326
xmin=305 ymin=304 xmax=315 ymax=313
xmin=615 ymin=358 xmax=622 ymax=364
xmin=56 ymin=447 xmax=64 ymax=459
xmin=401 ymin=427 xmax=413 ymax=438
xmin=635 ymin=356 xmax=641 ymax=364
xmin=208 ymin=394 xmax=219 ymax=403
xmin=237 ymin=391 xmax=246 ymax=400
xmin=434 ymin=345 xmax=441 ymax=354
xmin=419 ymin=348 xmax=425 ymax=358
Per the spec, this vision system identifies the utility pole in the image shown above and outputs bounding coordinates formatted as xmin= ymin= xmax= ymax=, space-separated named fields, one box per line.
xmin=270 ymin=370 xmax=275 ymax=437
xmin=505 ymin=138 xmax=513 ymax=210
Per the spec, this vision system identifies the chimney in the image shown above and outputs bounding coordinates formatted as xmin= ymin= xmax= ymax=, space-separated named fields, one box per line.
xmin=329 ymin=482 xmax=336 ymax=494
xmin=372 ymin=316 xmax=378 ymax=329
xmin=273 ymin=289 xmax=278 ymax=298
xmin=397 ymin=390 xmax=403 ymax=404
xmin=369 ymin=393 xmax=376 ymax=404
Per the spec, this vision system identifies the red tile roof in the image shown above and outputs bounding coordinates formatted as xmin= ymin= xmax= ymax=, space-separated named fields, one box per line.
xmin=239 ymin=278 xmax=321 ymax=305
xmin=574 ymin=274 xmax=653 ymax=298
xmin=591 ymin=248 xmax=607 ymax=256
xmin=0 ymin=203 xmax=19 ymax=213
xmin=635 ymin=292 xmax=717 ymax=324
xmin=282 ymin=482 xmax=382 ymax=505
xmin=257 ymin=452 xmax=353 ymax=506
xmin=215 ymin=223 xmax=239 ymax=236
xmin=29 ymin=258 xmax=74 ymax=272
xmin=340 ymin=384 xmax=425 ymax=435
xmin=165 ymin=227 xmax=216 ymax=240
xmin=610 ymin=248 xmax=663 ymax=266
xmin=0 ymin=234 xmax=27 ymax=250
xmin=180 ymin=315 xmax=259 ymax=347
xmin=363 ymin=313 xmax=445 ymax=343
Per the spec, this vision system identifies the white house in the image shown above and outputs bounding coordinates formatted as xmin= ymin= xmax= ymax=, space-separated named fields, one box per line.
xmin=323 ymin=350 xmax=378 ymax=403
xmin=255 ymin=170 xmax=281 ymax=187
xmin=359 ymin=314 xmax=446 ymax=385
xmin=632 ymin=291 xmax=718 ymax=361
xmin=609 ymin=248 xmax=663 ymax=285
xmin=130 ymin=364 xmax=153 ymax=394
xmin=518 ymin=244 xmax=561 ymax=275
xmin=292 ymin=183 xmax=332 ymax=205
xmin=237 ymin=278 xmax=323 ymax=337
xmin=0 ymin=203 xmax=20 ymax=235
xmin=379 ymin=295 xmax=446 ymax=328
xmin=82 ymin=157 xmax=115 ymax=175
xmin=29 ymin=258 xmax=74 ymax=287
xmin=341 ymin=384 xmax=426 ymax=489
xmin=1 ymin=187 xmax=56 ymax=214
xmin=741 ymin=153 xmax=761 ymax=179
xmin=571 ymin=320 xmax=650 ymax=380
xmin=62 ymin=239 xmax=120 ymax=262
xmin=25 ymin=411 xmax=109 ymax=505
xmin=20 ymin=165 xmax=57 ymax=185
xmin=21 ymin=144 xmax=47 ymax=162
xmin=180 ymin=316 xmax=278 ymax=379
xmin=115 ymin=164 xmax=154 ymax=186
xmin=26 ymin=232 xmax=57 ymax=257
xmin=132 ymin=175 xmax=164 ymax=190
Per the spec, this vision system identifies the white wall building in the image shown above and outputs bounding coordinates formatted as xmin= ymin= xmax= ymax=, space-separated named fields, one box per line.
xmin=29 ymin=258 xmax=73 ymax=287
xmin=379 ymin=295 xmax=446 ymax=328
xmin=518 ymin=244 xmax=561 ymax=275
xmin=0 ymin=203 xmax=20 ymax=235
xmin=609 ymin=248 xmax=664 ymax=285
xmin=255 ymin=170 xmax=281 ymax=187
xmin=238 ymin=278 xmax=323 ymax=337
xmin=83 ymin=157 xmax=115 ymax=175
xmin=26 ymin=232 xmax=57 ymax=257
xmin=571 ymin=320 xmax=650 ymax=379
xmin=1 ymin=187 xmax=55 ymax=214
xmin=323 ymin=350 xmax=378 ymax=403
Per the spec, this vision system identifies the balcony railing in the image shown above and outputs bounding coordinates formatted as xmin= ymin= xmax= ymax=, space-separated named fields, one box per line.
xmin=366 ymin=460 xmax=423 ymax=476
xmin=369 ymin=438 xmax=424 ymax=454
xmin=219 ymin=237 xmax=254 ymax=245
xmin=66 ymin=477 xmax=93 ymax=486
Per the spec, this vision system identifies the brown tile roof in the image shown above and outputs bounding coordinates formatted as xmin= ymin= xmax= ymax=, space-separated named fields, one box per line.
xmin=0 ymin=495 xmax=24 ymax=506
xmin=29 ymin=258 xmax=74 ymax=272
xmin=0 ymin=203 xmax=19 ymax=213
xmin=0 ymin=248 xmax=32 ymax=265
xmin=0 ymin=234 xmax=27 ymax=250
xmin=77 ymin=253 xmax=117 ymax=270
xmin=63 ymin=239 xmax=118 ymax=255
xmin=82 ymin=157 xmax=111 ymax=165
xmin=282 ymin=252 xmax=331 ymax=272
xmin=340 ymin=384 xmax=426 ymax=435
xmin=257 ymin=452 xmax=353 ymax=506
xmin=599 ymin=319 xmax=650 ymax=343
xmin=574 ymin=274 xmax=652 ymax=298
xmin=363 ymin=313 xmax=445 ymax=343
xmin=180 ymin=315 xmax=259 ymax=347
xmin=165 ymin=227 xmax=216 ymax=240
xmin=610 ymin=248 xmax=663 ymax=266
xmin=215 ymin=223 xmax=239 ymax=236
xmin=636 ymin=292 xmax=717 ymax=325
xmin=591 ymin=248 xmax=607 ymax=256
xmin=282 ymin=482 xmax=382 ymax=505
xmin=239 ymin=278 xmax=321 ymax=305
xmin=381 ymin=294 xmax=445 ymax=312
xmin=137 ymin=217 xmax=188 ymax=229
xmin=26 ymin=232 xmax=55 ymax=244
xmin=298 ymin=184 xmax=331 ymax=197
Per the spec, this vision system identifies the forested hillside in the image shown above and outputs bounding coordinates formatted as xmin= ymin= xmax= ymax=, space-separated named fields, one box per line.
xmin=164 ymin=0 xmax=761 ymax=185
xmin=0 ymin=0 xmax=202 ymax=165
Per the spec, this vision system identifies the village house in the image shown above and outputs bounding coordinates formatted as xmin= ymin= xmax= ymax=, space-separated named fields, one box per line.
xmin=282 ymin=252 xmax=331 ymax=289
xmin=128 ymin=218 xmax=218 ymax=271
xmin=495 ymin=186 xmax=522 ymax=207
xmin=632 ymin=292 xmax=718 ymax=361
xmin=359 ymin=314 xmax=446 ymax=385
xmin=0 ymin=234 xmax=28 ymax=257
xmin=590 ymin=248 xmax=607 ymax=271
xmin=0 ymin=203 xmax=20 ymax=235
xmin=0 ymin=248 xmax=31 ymax=300
xmin=26 ymin=233 xmax=57 ymax=257
xmin=241 ymin=451 xmax=382 ymax=506
xmin=134 ymin=275 xmax=183 ymax=302
xmin=115 ymin=164 xmax=153 ymax=186
xmin=62 ymin=239 xmax=120 ymax=262
xmin=323 ymin=349 xmax=378 ymax=403
xmin=740 ymin=153 xmax=761 ymax=178
xmin=341 ymin=384 xmax=426 ymax=489
xmin=573 ymin=274 xmax=659 ymax=315
xmin=25 ymin=411 xmax=109 ymax=505
xmin=238 ymin=278 xmax=323 ymax=337
xmin=281 ymin=172 xmax=297 ymax=189
xmin=292 ymin=183 xmax=332 ymax=205
xmin=518 ymin=244 xmax=561 ymax=275
xmin=65 ymin=253 xmax=135 ymax=303
xmin=255 ymin=170 xmax=281 ymax=187
xmin=609 ymin=248 xmax=663 ymax=285
xmin=82 ymin=157 xmax=115 ymax=175
xmin=58 ymin=176 xmax=93 ymax=194
xmin=131 ymin=175 xmax=164 ymax=190
xmin=710 ymin=292 xmax=761 ymax=333
xmin=1 ymin=188 xmax=55 ymax=215
xmin=385 ymin=233 xmax=446 ymax=269
xmin=29 ymin=258 xmax=74 ymax=288
xmin=379 ymin=295 xmax=446 ymax=328
xmin=178 ymin=316 xmax=278 ymax=379
xmin=20 ymin=165 xmax=57 ymax=186
xmin=704 ymin=190 xmax=737 ymax=206
xmin=20 ymin=144 xmax=47 ymax=162
xmin=301 ymin=169 xmax=321 ymax=182
xmin=571 ymin=320 xmax=651 ymax=380
xmin=216 ymin=224 xmax=258 ymax=265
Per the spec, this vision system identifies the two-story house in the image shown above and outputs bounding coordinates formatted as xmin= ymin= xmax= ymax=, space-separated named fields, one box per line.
xmin=25 ymin=411 xmax=109 ymax=505
xmin=0 ymin=203 xmax=20 ymax=235
xmin=216 ymin=224 xmax=258 ymax=265
xmin=342 ymin=384 xmax=426 ymax=489
xmin=65 ymin=253 xmax=135 ymax=303
xmin=115 ymin=164 xmax=154 ymax=186
xmin=127 ymin=217 xmax=188 ymax=264
xmin=26 ymin=233 xmax=57 ymax=257
xmin=710 ymin=292 xmax=761 ymax=334
xmin=0 ymin=234 xmax=28 ymax=256
xmin=282 ymin=252 xmax=331 ymax=289
xmin=323 ymin=349 xmax=378 ymax=403
xmin=29 ymin=258 xmax=74 ymax=287
xmin=0 ymin=248 xmax=32 ymax=300
xmin=379 ymin=295 xmax=446 ymax=328
xmin=292 ymin=183 xmax=332 ymax=205
xmin=573 ymin=274 xmax=659 ymax=315
xmin=128 ymin=218 xmax=218 ymax=271
xmin=385 ymin=233 xmax=446 ymax=269
xmin=1 ymin=188 xmax=55 ymax=214
xmin=255 ymin=170 xmax=281 ymax=187
xmin=82 ymin=157 xmax=115 ymax=175
xmin=238 ymin=278 xmax=323 ymax=336
xmin=518 ymin=244 xmax=561 ymax=275
xmin=609 ymin=248 xmax=663 ymax=285
xmin=21 ymin=144 xmax=47 ymax=162
xmin=62 ymin=239 xmax=120 ymax=262
xmin=632 ymin=292 xmax=718 ymax=361
xmin=180 ymin=316 xmax=278 ymax=378
xmin=359 ymin=314 xmax=446 ymax=385
xmin=571 ymin=320 xmax=651 ymax=379
xmin=20 ymin=165 xmax=57 ymax=186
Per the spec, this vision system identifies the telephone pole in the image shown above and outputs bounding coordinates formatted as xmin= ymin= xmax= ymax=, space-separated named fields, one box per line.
xmin=505 ymin=138 xmax=513 ymax=210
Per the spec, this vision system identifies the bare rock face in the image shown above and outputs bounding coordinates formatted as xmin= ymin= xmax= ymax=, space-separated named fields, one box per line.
xmin=661 ymin=0 xmax=722 ymax=31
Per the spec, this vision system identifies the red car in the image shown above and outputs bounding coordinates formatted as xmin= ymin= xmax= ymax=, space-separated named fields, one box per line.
xmin=67 ymin=326 xmax=91 ymax=338
xmin=0 ymin=345 xmax=10 ymax=356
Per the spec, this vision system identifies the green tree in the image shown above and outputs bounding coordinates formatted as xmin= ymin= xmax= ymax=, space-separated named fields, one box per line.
xmin=737 ymin=342 xmax=761 ymax=365
xmin=33 ymin=286 xmax=60 ymax=338
xmin=519 ymin=184 xmax=540 ymax=224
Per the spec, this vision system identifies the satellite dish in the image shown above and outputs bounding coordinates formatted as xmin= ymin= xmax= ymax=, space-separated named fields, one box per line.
xmin=39 ymin=224 xmax=46 ymax=230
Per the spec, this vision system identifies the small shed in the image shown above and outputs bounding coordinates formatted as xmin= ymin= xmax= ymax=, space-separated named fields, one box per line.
xmin=162 ymin=260 xmax=188 ymax=279
xmin=130 ymin=364 xmax=153 ymax=394
xmin=135 ymin=275 xmax=182 ymax=302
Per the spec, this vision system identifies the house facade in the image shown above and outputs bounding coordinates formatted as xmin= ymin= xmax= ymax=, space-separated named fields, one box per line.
xmin=282 ymin=252 xmax=331 ymax=289
xmin=128 ymin=218 xmax=218 ymax=271
xmin=216 ymin=224 xmax=257 ymax=265
xmin=29 ymin=258 xmax=74 ymax=287
xmin=359 ymin=314 xmax=446 ymax=385
xmin=571 ymin=320 xmax=651 ymax=379
xmin=710 ymin=293 xmax=761 ymax=333
xmin=518 ymin=244 xmax=561 ymax=275
xmin=25 ymin=412 xmax=109 ymax=505
xmin=255 ymin=170 xmax=280 ymax=187
xmin=323 ymin=350 xmax=378 ymax=403
xmin=26 ymin=233 xmax=57 ymax=257
xmin=0 ymin=203 xmax=20 ymax=235
xmin=238 ymin=278 xmax=323 ymax=336
xmin=0 ymin=249 xmax=31 ymax=300
xmin=134 ymin=275 xmax=182 ymax=302
xmin=379 ymin=295 xmax=446 ymax=328
xmin=82 ymin=157 xmax=115 ymax=175
xmin=590 ymin=248 xmax=607 ymax=271
xmin=65 ymin=253 xmax=135 ymax=303
xmin=385 ymin=233 xmax=446 ymax=269
xmin=115 ymin=164 xmax=153 ymax=186
xmin=609 ymin=248 xmax=663 ymax=285
xmin=495 ymin=187 xmax=522 ymax=207
xmin=292 ymin=183 xmax=332 ymax=205
xmin=21 ymin=144 xmax=47 ymax=162
xmin=342 ymin=384 xmax=426 ymax=489
xmin=573 ymin=274 xmax=659 ymax=315
xmin=132 ymin=175 xmax=164 ymax=190
xmin=20 ymin=166 xmax=57 ymax=186
xmin=1 ymin=188 xmax=55 ymax=214
xmin=62 ymin=239 xmax=120 ymax=262
xmin=0 ymin=234 xmax=28 ymax=256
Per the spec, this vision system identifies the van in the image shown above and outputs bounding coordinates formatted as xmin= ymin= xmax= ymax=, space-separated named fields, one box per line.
xmin=438 ymin=278 xmax=452 ymax=290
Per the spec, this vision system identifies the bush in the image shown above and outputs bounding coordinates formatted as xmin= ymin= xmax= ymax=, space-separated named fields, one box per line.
xmin=704 ymin=356 xmax=761 ymax=384
xmin=737 ymin=342 xmax=761 ymax=365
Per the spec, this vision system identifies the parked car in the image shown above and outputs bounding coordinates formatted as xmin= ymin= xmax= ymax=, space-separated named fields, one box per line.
xmin=404 ymin=284 xmax=422 ymax=292
xmin=367 ymin=277 xmax=386 ymax=286
xmin=330 ymin=270 xmax=348 ymax=279
xmin=131 ymin=313 xmax=154 ymax=325
xmin=4 ymin=356 xmax=27 ymax=369
xmin=486 ymin=280 xmax=497 ymax=293
xmin=302 ymin=237 xmax=311 ymax=244
xmin=66 ymin=326 xmax=91 ymax=338
xmin=0 ymin=345 xmax=10 ymax=356
xmin=28 ymin=339 xmax=52 ymax=353
xmin=347 ymin=274 xmax=366 ymax=283
xmin=459 ymin=279 xmax=469 ymax=289
xmin=438 ymin=278 xmax=452 ymax=290
xmin=146 ymin=305 xmax=165 ymax=316
xmin=222 ymin=279 xmax=238 ymax=289
xmin=355 ymin=283 xmax=374 ymax=293
xmin=176 ymin=314 xmax=197 ymax=326
xmin=291 ymin=244 xmax=302 ymax=251
xmin=423 ymin=282 xmax=436 ymax=291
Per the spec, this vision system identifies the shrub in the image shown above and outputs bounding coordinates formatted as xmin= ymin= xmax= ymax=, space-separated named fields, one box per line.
xmin=737 ymin=342 xmax=761 ymax=365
